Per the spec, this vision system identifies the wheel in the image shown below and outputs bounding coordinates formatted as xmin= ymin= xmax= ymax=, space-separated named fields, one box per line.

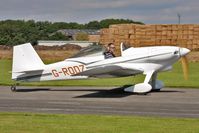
xmin=10 ymin=85 xmax=17 ymax=92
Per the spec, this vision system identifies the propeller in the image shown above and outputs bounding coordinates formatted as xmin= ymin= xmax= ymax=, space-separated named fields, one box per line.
xmin=181 ymin=56 xmax=189 ymax=80
xmin=179 ymin=48 xmax=190 ymax=80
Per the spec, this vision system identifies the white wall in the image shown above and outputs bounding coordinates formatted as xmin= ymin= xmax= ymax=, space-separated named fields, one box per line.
xmin=38 ymin=41 xmax=96 ymax=47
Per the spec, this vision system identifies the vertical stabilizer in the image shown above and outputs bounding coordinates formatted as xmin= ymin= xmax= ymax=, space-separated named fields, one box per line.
xmin=12 ymin=43 xmax=44 ymax=80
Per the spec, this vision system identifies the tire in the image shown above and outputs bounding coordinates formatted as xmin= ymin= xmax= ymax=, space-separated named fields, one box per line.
xmin=11 ymin=86 xmax=16 ymax=92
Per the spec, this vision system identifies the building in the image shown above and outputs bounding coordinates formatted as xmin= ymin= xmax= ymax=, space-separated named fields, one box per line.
xmin=38 ymin=40 xmax=96 ymax=47
xmin=57 ymin=29 xmax=100 ymax=42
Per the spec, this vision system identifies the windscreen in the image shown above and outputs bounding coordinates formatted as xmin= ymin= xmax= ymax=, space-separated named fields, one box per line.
xmin=71 ymin=44 xmax=105 ymax=58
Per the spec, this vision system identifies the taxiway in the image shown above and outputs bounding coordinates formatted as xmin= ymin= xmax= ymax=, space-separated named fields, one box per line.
xmin=0 ymin=86 xmax=198 ymax=118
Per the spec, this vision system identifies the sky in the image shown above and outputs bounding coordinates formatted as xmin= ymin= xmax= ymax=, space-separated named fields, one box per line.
xmin=0 ymin=0 xmax=198 ymax=24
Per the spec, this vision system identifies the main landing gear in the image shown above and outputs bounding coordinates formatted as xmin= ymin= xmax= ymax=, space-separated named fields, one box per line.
xmin=124 ymin=72 xmax=164 ymax=94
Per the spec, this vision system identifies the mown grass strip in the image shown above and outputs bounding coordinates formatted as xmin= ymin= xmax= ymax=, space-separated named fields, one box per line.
xmin=0 ymin=112 xmax=198 ymax=133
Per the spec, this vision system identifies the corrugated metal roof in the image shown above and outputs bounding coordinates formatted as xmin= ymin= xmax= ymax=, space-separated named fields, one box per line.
xmin=58 ymin=29 xmax=100 ymax=36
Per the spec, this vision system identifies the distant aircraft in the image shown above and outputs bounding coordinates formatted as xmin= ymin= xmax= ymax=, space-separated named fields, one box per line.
xmin=11 ymin=43 xmax=190 ymax=94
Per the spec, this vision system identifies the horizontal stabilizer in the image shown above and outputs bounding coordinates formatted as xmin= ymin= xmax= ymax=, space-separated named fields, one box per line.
xmin=13 ymin=69 xmax=44 ymax=73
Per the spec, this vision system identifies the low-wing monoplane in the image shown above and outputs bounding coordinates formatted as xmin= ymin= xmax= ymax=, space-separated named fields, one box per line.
xmin=11 ymin=43 xmax=190 ymax=94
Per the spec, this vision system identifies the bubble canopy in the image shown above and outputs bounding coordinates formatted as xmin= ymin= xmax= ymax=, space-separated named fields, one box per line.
xmin=71 ymin=44 xmax=105 ymax=58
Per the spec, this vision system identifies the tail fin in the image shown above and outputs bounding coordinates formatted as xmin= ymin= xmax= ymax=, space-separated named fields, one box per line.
xmin=12 ymin=43 xmax=44 ymax=80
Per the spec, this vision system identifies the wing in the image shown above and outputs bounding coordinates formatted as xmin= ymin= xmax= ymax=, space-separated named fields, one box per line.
xmin=75 ymin=63 xmax=144 ymax=77
xmin=76 ymin=62 xmax=159 ymax=94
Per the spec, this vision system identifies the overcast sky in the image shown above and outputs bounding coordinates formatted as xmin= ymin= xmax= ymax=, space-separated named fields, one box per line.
xmin=0 ymin=0 xmax=198 ymax=24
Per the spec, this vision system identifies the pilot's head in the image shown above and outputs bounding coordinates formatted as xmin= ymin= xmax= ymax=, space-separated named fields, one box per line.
xmin=107 ymin=43 xmax=115 ymax=53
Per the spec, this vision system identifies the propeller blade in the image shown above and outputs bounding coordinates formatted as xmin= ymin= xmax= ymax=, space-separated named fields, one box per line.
xmin=181 ymin=56 xmax=189 ymax=80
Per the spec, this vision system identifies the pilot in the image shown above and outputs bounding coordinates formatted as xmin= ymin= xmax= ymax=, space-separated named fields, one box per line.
xmin=104 ymin=43 xmax=116 ymax=59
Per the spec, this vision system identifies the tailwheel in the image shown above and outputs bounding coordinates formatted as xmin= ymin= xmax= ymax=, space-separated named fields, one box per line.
xmin=10 ymin=85 xmax=17 ymax=92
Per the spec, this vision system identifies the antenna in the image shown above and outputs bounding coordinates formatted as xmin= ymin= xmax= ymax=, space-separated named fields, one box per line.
xmin=177 ymin=13 xmax=181 ymax=24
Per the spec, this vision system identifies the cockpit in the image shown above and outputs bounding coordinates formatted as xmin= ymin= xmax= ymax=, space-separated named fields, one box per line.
xmin=71 ymin=43 xmax=130 ymax=58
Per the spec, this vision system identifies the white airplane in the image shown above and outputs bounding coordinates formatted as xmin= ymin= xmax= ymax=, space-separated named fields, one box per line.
xmin=11 ymin=43 xmax=190 ymax=94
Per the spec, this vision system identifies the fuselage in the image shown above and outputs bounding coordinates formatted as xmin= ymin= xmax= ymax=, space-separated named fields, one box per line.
xmin=15 ymin=45 xmax=189 ymax=82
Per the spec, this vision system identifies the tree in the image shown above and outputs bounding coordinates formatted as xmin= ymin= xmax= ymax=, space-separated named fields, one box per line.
xmin=85 ymin=21 xmax=101 ymax=29
xmin=0 ymin=18 xmax=144 ymax=45
xmin=99 ymin=18 xmax=143 ymax=28
xmin=12 ymin=34 xmax=26 ymax=45
xmin=49 ymin=32 xmax=69 ymax=40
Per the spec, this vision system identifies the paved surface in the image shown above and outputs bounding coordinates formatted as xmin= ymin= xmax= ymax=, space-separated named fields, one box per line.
xmin=0 ymin=86 xmax=199 ymax=118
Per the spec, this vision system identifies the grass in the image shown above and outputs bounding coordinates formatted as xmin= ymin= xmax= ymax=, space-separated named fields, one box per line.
xmin=0 ymin=113 xmax=198 ymax=133
xmin=158 ymin=62 xmax=199 ymax=87
xmin=1 ymin=59 xmax=199 ymax=87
